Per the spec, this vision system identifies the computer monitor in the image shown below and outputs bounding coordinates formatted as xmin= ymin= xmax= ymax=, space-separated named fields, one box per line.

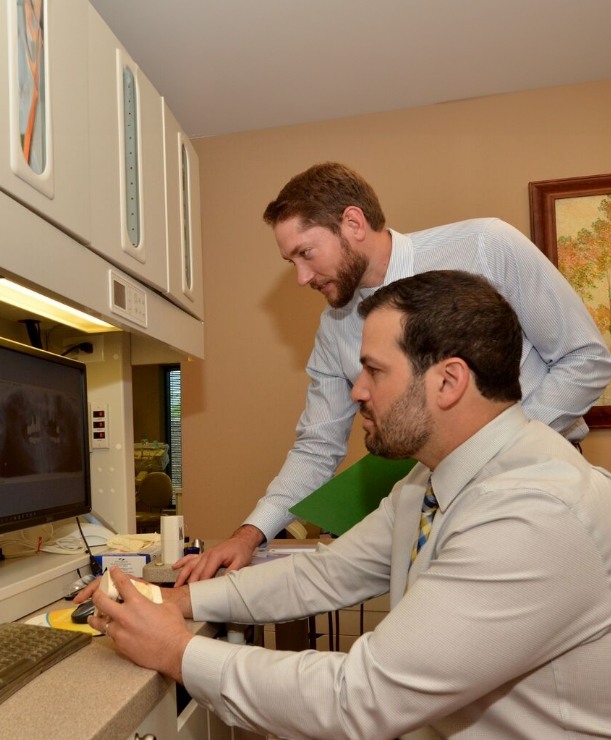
xmin=0 ymin=336 xmax=91 ymax=535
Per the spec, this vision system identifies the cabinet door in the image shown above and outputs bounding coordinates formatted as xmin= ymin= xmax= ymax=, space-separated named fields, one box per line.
xmin=126 ymin=683 xmax=178 ymax=740
xmin=88 ymin=6 xmax=167 ymax=294
xmin=163 ymin=102 xmax=204 ymax=320
xmin=0 ymin=0 xmax=90 ymax=244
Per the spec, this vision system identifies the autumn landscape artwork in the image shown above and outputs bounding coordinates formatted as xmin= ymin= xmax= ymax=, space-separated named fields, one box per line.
xmin=555 ymin=193 xmax=611 ymax=406
xmin=529 ymin=174 xmax=611 ymax=426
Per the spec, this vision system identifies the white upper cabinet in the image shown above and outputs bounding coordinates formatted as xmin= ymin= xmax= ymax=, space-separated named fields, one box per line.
xmin=163 ymin=102 xmax=204 ymax=320
xmin=0 ymin=4 xmax=203 ymax=356
xmin=0 ymin=0 xmax=90 ymax=244
xmin=88 ymin=6 xmax=167 ymax=294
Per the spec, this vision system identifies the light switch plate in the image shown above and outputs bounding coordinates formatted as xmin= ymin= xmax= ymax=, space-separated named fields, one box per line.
xmin=89 ymin=402 xmax=110 ymax=449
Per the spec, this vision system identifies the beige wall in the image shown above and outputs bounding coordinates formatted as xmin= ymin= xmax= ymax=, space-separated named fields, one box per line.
xmin=184 ymin=79 xmax=611 ymax=541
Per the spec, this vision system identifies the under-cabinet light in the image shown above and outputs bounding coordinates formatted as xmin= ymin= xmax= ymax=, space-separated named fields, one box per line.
xmin=0 ymin=278 xmax=119 ymax=334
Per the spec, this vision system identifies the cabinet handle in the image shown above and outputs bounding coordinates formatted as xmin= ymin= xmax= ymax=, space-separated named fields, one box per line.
xmin=134 ymin=734 xmax=156 ymax=739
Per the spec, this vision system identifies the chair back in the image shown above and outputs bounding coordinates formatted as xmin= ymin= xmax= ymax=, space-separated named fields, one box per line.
xmin=137 ymin=472 xmax=173 ymax=511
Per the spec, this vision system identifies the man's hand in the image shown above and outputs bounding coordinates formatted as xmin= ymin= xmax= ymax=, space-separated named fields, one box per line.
xmin=173 ymin=525 xmax=264 ymax=586
xmin=72 ymin=575 xmax=101 ymax=604
xmin=75 ymin=570 xmax=193 ymax=616
xmin=88 ymin=567 xmax=193 ymax=683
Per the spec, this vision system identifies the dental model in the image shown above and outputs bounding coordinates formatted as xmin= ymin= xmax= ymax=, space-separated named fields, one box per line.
xmin=96 ymin=569 xmax=162 ymax=613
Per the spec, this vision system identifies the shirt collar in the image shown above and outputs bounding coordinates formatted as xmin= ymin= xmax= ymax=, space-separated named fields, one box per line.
xmin=355 ymin=228 xmax=413 ymax=302
xmin=431 ymin=404 xmax=528 ymax=511
xmin=384 ymin=229 xmax=413 ymax=286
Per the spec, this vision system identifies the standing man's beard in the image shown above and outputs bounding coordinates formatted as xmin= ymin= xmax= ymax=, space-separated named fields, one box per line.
xmin=362 ymin=377 xmax=432 ymax=460
xmin=327 ymin=236 xmax=369 ymax=308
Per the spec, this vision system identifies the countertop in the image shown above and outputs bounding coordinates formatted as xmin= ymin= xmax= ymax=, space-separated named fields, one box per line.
xmin=0 ymin=598 xmax=215 ymax=740
xmin=0 ymin=538 xmax=323 ymax=738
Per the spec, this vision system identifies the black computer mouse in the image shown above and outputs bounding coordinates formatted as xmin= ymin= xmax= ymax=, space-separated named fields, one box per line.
xmin=71 ymin=599 xmax=95 ymax=624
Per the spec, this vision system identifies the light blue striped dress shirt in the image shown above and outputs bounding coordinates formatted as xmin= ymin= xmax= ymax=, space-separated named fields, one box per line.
xmin=246 ymin=217 xmax=611 ymax=540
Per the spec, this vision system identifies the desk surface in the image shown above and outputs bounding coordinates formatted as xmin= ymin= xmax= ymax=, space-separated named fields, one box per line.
xmin=0 ymin=598 xmax=214 ymax=740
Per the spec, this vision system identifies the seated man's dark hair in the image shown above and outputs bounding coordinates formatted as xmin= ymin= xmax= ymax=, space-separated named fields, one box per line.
xmin=358 ymin=270 xmax=522 ymax=402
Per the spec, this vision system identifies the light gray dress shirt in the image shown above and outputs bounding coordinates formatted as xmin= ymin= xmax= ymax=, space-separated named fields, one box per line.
xmin=246 ymin=218 xmax=611 ymax=540
xmin=184 ymin=405 xmax=611 ymax=739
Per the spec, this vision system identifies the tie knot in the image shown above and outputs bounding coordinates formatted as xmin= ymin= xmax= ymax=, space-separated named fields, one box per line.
xmin=422 ymin=480 xmax=438 ymax=513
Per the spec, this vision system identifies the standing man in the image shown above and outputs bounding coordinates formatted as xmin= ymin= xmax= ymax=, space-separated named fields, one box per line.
xmin=88 ymin=271 xmax=611 ymax=739
xmin=175 ymin=162 xmax=611 ymax=583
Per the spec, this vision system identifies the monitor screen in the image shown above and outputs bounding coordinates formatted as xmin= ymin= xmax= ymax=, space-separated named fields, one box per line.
xmin=0 ymin=337 xmax=91 ymax=535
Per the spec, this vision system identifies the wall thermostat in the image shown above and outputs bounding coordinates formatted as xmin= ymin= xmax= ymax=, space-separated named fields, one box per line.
xmin=109 ymin=270 xmax=147 ymax=327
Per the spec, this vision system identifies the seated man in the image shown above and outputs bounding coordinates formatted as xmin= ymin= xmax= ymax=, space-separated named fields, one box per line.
xmin=83 ymin=270 xmax=611 ymax=739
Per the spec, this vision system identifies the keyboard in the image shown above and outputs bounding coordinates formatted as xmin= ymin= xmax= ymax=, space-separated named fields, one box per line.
xmin=0 ymin=623 xmax=91 ymax=705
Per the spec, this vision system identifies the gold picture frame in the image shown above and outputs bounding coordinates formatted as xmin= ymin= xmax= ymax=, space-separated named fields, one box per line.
xmin=529 ymin=174 xmax=611 ymax=429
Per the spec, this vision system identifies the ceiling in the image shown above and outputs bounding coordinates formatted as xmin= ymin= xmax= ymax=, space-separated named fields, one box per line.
xmin=90 ymin=0 xmax=611 ymax=139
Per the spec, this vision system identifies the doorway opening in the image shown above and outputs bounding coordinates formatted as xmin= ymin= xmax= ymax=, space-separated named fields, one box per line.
xmin=132 ymin=364 xmax=182 ymax=507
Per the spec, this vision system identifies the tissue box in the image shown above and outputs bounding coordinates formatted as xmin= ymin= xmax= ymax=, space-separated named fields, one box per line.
xmin=93 ymin=544 xmax=161 ymax=577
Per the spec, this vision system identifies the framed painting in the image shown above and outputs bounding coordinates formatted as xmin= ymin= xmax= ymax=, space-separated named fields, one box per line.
xmin=529 ymin=173 xmax=611 ymax=429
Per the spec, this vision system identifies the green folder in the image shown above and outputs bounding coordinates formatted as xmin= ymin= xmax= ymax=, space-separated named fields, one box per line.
xmin=289 ymin=454 xmax=417 ymax=536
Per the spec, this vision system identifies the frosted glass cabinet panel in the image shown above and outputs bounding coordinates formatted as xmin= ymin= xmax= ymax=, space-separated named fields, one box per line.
xmin=0 ymin=0 xmax=90 ymax=244
xmin=88 ymin=6 xmax=166 ymax=294
xmin=163 ymin=102 xmax=204 ymax=320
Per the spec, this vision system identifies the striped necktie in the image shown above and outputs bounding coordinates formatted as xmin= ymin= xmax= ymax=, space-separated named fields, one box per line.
xmin=410 ymin=478 xmax=438 ymax=563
